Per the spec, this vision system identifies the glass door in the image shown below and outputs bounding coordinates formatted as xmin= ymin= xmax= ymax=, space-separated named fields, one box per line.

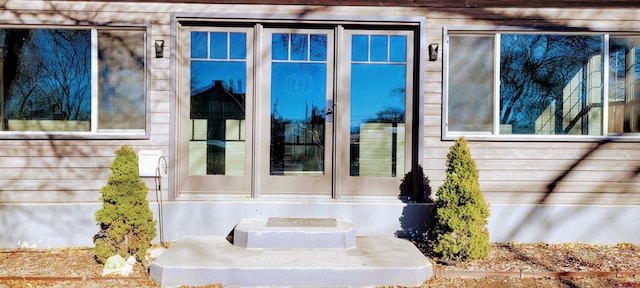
xmin=258 ymin=28 xmax=335 ymax=196
xmin=176 ymin=26 xmax=253 ymax=196
xmin=335 ymin=29 xmax=414 ymax=197
xmin=176 ymin=24 xmax=415 ymax=199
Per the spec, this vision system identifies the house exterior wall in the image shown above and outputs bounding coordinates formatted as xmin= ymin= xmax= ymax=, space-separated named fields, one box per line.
xmin=0 ymin=0 xmax=638 ymax=247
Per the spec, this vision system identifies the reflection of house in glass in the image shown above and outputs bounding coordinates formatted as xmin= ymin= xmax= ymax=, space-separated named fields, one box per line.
xmin=609 ymin=47 xmax=640 ymax=133
xmin=534 ymin=55 xmax=603 ymax=135
xmin=270 ymin=103 xmax=325 ymax=175
xmin=189 ymin=80 xmax=245 ymax=176
xmin=532 ymin=49 xmax=640 ymax=136
xmin=358 ymin=123 xmax=405 ymax=177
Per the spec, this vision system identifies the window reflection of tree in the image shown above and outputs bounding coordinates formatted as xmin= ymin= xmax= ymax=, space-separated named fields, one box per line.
xmin=2 ymin=29 xmax=90 ymax=124
xmin=500 ymin=34 xmax=602 ymax=134
xmin=269 ymin=33 xmax=328 ymax=174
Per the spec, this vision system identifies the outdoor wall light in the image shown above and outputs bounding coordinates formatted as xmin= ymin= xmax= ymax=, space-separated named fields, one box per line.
xmin=428 ymin=43 xmax=439 ymax=61
xmin=155 ymin=40 xmax=164 ymax=58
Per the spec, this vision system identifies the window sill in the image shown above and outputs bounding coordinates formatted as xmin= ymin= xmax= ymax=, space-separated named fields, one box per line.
xmin=0 ymin=130 xmax=149 ymax=140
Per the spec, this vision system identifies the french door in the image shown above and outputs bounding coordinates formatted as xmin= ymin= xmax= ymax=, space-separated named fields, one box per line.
xmin=258 ymin=28 xmax=335 ymax=196
xmin=176 ymin=22 xmax=414 ymax=199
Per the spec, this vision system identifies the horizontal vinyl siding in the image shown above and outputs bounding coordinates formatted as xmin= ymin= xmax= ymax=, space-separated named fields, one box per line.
xmin=0 ymin=1 xmax=172 ymax=203
xmin=1 ymin=1 xmax=639 ymax=205
xmin=421 ymin=10 xmax=640 ymax=206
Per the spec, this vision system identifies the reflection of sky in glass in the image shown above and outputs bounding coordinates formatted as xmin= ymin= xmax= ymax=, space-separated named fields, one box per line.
xmin=350 ymin=34 xmax=407 ymax=130
xmin=272 ymin=63 xmax=326 ymax=120
xmin=390 ymin=36 xmax=407 ymax=62
xmin=210 ymin=32 xmax=227 ymax=59
xmin=352 ymin=35 xmax=406 ymax=62
xmin=271 ymin=33 xmax=327 ymax=121
xmin=191 ymin=31 xmax=246 ymax=94
xmin=351 ymin=64 xmax=405 ymax=127
xmin=352 ymin=35 xmax=368 ymax=61
xmin=191 ymin=32 xmax=207 ymax=58
xmin=191 ymin=61 xmax=246 ymax=93
xmin=370 ymin=35 xmax=388 ymax=61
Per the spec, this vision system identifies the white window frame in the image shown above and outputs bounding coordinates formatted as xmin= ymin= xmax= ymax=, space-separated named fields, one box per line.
xmin=443 ymin=26 xmax=640 ymax=142
xmin=0 ymin=24 xmax=150 ymax=139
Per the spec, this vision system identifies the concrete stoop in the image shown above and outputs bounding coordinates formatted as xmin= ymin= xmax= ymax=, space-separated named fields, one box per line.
xmin=150 ymin=218 xmax=433 ymax=287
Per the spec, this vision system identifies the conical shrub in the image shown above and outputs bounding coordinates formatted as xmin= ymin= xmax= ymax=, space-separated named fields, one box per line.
xmin=432 ymin=137 xmax=489 ymax=263
xmin=94 ymin=145 xmax=156 ymax=264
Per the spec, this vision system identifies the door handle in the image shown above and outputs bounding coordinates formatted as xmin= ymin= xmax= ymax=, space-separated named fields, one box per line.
xmin=325 ymin=106 xmax=334 ymax=115
xmin=325 ymin=100 xmax=334 ymax=115
xmin=325 ymin=100 xmax=334 ymax=123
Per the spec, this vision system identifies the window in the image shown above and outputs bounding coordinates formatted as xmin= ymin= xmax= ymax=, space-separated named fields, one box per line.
xmin=0 ymin=27 xmax=146 ymax=137
xmin=445 ymin=29 xmax=640 ymax=139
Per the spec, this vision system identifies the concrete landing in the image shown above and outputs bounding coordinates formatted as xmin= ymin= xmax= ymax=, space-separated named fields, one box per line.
xmin=150 ymin=235 xmax=433 ymax=287
xmin=234 ymin=218 xmax=356 ymax=249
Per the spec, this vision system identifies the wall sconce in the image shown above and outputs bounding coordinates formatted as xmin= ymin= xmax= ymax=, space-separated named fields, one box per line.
xmin=155 ymin=40 xmax=164 ymax=58
xmin=428 ymin=43 xmax=439 ymax=61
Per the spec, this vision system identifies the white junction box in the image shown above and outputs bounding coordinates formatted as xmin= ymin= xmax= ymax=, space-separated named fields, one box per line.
xmin=138 ymin=150 xmax=163 ymax=177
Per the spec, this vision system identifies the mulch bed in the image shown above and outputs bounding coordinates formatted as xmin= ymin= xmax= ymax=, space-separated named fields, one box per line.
xmin=1 ymin=242 xmax=639 ymax=287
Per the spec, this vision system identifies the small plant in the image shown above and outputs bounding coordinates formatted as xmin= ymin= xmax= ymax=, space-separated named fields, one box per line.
xmin=94 ymin=145 xmax=156 ymax=264
xmin=431 ymin=137 xmax=490 ymax=263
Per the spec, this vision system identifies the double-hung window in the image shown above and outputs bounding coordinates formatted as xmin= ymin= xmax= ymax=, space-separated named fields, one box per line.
xmin=0 ymin=27 xmax=147 ymax=138
xmin=444 ymin=28 xmax=640 ymax=140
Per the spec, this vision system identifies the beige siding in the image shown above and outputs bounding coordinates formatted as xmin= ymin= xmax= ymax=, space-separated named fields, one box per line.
xmin=420 ymin=10 xmax=640 ymax=206
xmin=0 ymin=1 xmax=174 ymax=203
xmin=1 ymin=1 xmax=639 ymax=205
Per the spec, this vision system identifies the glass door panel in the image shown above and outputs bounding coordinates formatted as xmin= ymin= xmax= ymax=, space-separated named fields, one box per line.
xmin=336 ymin=30 xmax=413 ymax=197
xmin=177 ymin=27 xmax=253 ymax=195
xmin=259 ymin=29 xmax=334 ymax=195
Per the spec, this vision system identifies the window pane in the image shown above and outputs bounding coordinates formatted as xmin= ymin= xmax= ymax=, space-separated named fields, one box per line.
xmin=448 ymin=35 xmax=494 ymax=132
xmin=500 ymin=34 xmax=604 ymax=135
xmin=370 ymin=35 xmax=388 ymax=62
xmin=352 ymin=35 xmax=368 ymax=61
xmin=310 ymin=34 xmax=327 ymax=61
xmin=390 ymin=35 xmax=406 ymax=62
xmin=609 ymin=37 xmax=640 ymax=134
xmin=270 ymin=62 xmax=327 ymax=175
xmin=230 ymin=32 xmax=246 ymax=59
xmin=272 ymin=33 xmax=289 ymax=61
xmin=190 ymin=31 xmax=247 ymax=176
xmin=98 ymin=30 xmax=146 ymax=130
xmin=291 ymin=34 xmax=308 ymax=61
xmin=1 ymin=29 xmax=91 ymax=132
xmin=191 ymin=32 xmax=207 ymax=59
xmin=350 ymin=34 xmax=406 ymax=177
xmin=210 ymin=32 xmax=227 ymax=59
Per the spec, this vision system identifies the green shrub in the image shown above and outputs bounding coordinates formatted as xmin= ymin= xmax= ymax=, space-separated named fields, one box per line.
xmin=94 ymin=145 xmax=156 ymax=264
xmin=432 ymin=137 xmax=490 ymax=263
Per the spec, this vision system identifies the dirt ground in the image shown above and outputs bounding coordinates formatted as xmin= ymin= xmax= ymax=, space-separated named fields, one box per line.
xmin=0 ymin=242 xmax=639 ymax=287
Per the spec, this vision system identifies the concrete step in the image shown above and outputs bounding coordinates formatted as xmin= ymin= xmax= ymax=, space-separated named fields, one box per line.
xmin=233 ymin=217 xmax=356 ymax=249
xmin=150 ymin=235 xmax=432 ymax=287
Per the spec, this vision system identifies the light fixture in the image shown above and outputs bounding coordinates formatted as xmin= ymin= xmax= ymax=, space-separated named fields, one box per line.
xmin=428 ymin=43 xmax=439 ymax=61
xmin=155 ymin=40 xmax=164 ymax=58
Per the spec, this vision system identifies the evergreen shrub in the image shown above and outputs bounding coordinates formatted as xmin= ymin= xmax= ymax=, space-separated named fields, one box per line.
xmin=432 ymin=137 xmax=490 ymax=263
xmin=94 ymin=145 xmax=156 ymax=264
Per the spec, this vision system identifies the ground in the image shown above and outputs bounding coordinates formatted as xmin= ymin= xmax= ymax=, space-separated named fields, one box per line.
xmin=0 ymin=242 xmax=639 ymax=287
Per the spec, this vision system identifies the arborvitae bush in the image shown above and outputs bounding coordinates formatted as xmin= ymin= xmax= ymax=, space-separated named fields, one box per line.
xmin=432 ymin=137 xmax=490 ymax=263
xmin=94 ymin=145 xmax=156 ymax=264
